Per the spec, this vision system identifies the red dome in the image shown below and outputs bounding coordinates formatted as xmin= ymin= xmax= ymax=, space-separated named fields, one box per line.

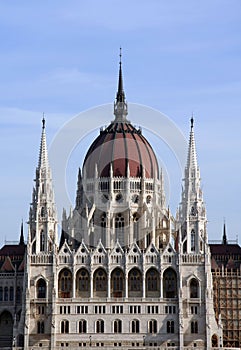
xmin=83 ymin=120 xmax=159 ymax=179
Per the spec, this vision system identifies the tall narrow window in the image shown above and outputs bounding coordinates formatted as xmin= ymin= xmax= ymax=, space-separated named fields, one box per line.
xmin=61 ymin=320 xmax=69 ymax=334
xmin=146 ymin=268 xmax=160 ymax=297
xmin=58 ymin=269 xmax=72 ymax=298
xmin=79 ymin=320 xmax=87 ymax=333
xmin=37 ymin=321 xmax=45 ymax=334
xmin=4 ymin=286 xmax=8 ymax=301
xmin=131 ymin=319 xmax=140 ymax=333
xmin=111 ymin=268 xmax=124 ymax=298
xmin=96 ymin=319 xmax=104 ymax=333
xmin=149 ymin=319 xmax=157 ymax=333
xmin=191 ymin=229 xmax=195 ymax=252
xmin=40 ymin=230 xmax=45 ymax=251
xmin=76 ymin=269 xmax=90 ymax=297
xmin=93 ymin=269 xmax=107 ymax=297
xmin=115 ymin=214 xmax=124 ymax=246
xmin=9 ymin=287 xmax=14 ymax=301
xmin=37 ymin=279 xmax=46 ymax=298
xmin=133 ymin=213 xmax=140 ymax=241
xmin=191 ymin=321 xmax=198 ymax=334
xmin=0 ymin=287 xmax=2 ymax=301
xmin=128 ymin=268 xmax=142 ymax=297
xmin=167 ymin=320 xmax=174 ymax=333
xmin=190 ymin=279 xmax=199 ymax=298
xmin=114 ymin=319 xmax=122 ymax=333
xmin=163 ymin=268 xmax=177 ymax=298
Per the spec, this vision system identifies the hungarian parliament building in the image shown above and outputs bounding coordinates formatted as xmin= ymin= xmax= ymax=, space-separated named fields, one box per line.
xmin=0 ymin=59 xmax=241 ymax=350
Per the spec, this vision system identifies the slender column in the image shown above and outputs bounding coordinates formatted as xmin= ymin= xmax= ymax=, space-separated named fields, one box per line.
xmin=108 ymin=270 xmax=111 ymax=298
xmin=90 ymin=271 xmax=93 ymax=298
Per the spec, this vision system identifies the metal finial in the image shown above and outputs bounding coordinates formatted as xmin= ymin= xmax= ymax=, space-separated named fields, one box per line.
xmin=42 ymin=113 xmax=45 ymax=129
xmin=190 ymin=115 xmax=194 ymax=129
xmin=119 ymin=47 xmax=122 ymax=65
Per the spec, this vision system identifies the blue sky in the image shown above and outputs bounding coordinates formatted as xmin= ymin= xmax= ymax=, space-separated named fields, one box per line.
xmin=0 ymin=1 xmax=241 ymax=246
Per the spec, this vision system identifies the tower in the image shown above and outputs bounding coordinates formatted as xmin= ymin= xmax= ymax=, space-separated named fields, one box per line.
xmin=24 ymin=118 xmax=58 ymax=348
xmin=177 ymin=118 xmax=222 ymax=348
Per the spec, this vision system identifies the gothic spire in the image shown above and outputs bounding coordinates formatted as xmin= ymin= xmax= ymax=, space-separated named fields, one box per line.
xmin=186 ymin=117 xmax=198 ymax=171
xmin=114 ymin=48 xmax=128 ymax=122
xmin=19 ymin=220 xmax=24 ymax=245
xmin=38 ymin=114 xmax=49 ymax=170
xmin=222 ymin=220 xmax=227 ymax=245
xmin=28 ymin=117 xmax=58 ymax=253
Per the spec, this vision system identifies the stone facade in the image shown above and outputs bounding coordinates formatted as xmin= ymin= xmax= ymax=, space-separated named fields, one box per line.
xmin=1 ymin=60 xmax=238 ymax=350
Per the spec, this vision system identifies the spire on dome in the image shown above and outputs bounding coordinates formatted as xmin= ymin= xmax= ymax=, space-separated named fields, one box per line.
xmin=186 ymin=116 xmax=198 ymax=170
xmin=38 ymin=115 xmax=49 ymax=170
xmin=116 ymin=47 xmax=125 ymax=103
xmin=114 ymin=48 xmax=128 ymax=122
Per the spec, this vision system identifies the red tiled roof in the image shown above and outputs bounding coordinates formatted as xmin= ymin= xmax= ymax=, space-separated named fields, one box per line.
xmin=209 ymin=244 xmax=241 ymax=255
xmin=0 ymin=244 xmax=26 ymax=257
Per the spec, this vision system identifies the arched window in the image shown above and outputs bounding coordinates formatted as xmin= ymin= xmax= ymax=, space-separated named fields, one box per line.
xmin=37 ymin=321 xmax=45 ymax=334
xmin=76 ymin=269 xmax=90 ymax=297
xmin=167 ymin=320 xmax=174 ymax=333
xmin=79 ymin=320 xmax=87 ymax=333
xmin=96 ymin=319 xmax=104 ymax=333
xmin=58 ymin=269 xmax=72 ymax=298
xmin=148 ymin=319 xmax=157 ymax=333
xmin=111 ymin=268 xmax=124 ymax=298
xmin=146 ymin=268 xmax=160 ymax=297
xmin=128 ymin=268 xmax=142 ymax=297
xmin=190 ymin=278 xmax=199 ymax=298
xmin=4 ymin=286 xmax=8 ymax=301
xmin=61 ymin=320 xmax=69 ymax=334
xmin=191 ymin=321 xmax=198 ymax=334
xmin=93 ymin=269 xmax=107 ymax=297
xmin=114 ymin=319 xmax=122 ymax=333
xmin=37 ymin=279 xmax=46 ymax=298
xmin=163 ymin=268 xmax=177 ymax=298
xmin=131 ymin=319 xmax=140 ymax=333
